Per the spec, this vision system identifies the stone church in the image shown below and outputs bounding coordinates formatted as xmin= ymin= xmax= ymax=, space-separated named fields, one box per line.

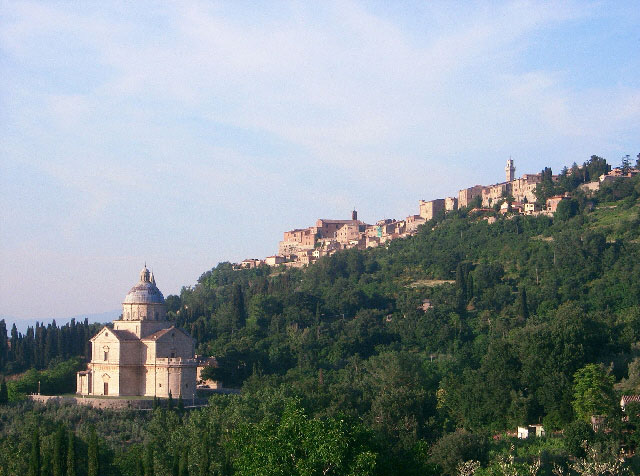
xmin=77 ymin=266 xmax=197 ymax=398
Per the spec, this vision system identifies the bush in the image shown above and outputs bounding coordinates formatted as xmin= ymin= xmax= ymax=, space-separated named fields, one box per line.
xmin=7 ymin=358 xmax=84 ymax=401
xmin=563 ymin=420 xmax=595 ymax=457
xmin=429 ymin=429 xmax=488 ymax=476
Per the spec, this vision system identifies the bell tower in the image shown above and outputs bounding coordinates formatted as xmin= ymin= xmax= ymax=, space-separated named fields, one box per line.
xmin=505 ymin=158 xmax=515 ymax=182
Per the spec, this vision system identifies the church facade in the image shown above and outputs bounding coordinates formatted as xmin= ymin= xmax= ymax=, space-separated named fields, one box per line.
xmin=77 ymin=266 xmax=197 ymax=398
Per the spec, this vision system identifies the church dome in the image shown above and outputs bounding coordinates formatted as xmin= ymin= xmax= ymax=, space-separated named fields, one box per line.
xmin=123 ymin=266 xmax=165 ymax=304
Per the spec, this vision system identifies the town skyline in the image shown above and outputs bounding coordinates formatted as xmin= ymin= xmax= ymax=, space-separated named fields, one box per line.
xmin=1 ymin=1 xmax=639 ymax=321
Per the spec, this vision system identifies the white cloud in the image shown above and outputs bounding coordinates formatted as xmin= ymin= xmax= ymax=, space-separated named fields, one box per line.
xmin=1 ymin=0 xmax=638 ymax=317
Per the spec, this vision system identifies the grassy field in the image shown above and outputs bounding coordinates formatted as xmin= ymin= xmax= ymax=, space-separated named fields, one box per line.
xmin=588 ymin=201 xmax=639 ymax=239
xmin=407 ymin=279 xmax=456 ymax=288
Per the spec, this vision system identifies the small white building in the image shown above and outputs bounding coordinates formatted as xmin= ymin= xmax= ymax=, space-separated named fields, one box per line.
xmin=265 ymin=255 xmax=285 ymax=266
xmin=517 ymin=425 xmax=545 ymax=439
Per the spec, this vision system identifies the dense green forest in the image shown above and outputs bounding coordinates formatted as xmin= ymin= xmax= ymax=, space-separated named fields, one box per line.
xmin=2 ymin=156 xmax=640 ymax=475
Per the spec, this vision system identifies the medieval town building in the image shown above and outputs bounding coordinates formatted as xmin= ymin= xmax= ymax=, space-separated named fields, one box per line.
xmin=240 ymin=158 xmax=634 ymax=269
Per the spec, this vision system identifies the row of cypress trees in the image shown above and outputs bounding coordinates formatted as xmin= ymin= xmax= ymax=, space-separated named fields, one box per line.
xmin=28 ymin=426 xmax=99 ymax=476
xmin=26 ymin=412 xmax=191 ymax=476
xmin=0 ymin=318 xmax=99 ymax=374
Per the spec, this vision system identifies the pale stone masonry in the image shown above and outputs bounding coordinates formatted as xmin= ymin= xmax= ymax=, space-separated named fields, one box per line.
xmin=419 ymin=198 xmax=445 ymax=221
xmin=458 ymin=185 xmax=485 ymax=208
xmin=77 ymin=266 xmax=197 ymax=399
xmin=445 ymin=197 xmax=458 ymax=211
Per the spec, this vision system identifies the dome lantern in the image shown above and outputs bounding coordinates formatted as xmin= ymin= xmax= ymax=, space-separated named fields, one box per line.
xmin=123 ymin=266 xmax=165 ymax=306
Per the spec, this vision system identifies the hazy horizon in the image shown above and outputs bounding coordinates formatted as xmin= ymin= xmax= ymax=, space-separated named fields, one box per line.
xmin=1 ymin=1 xmax=638 ymax=320
xmin=1 ymin=309 xmax=119 ymax=334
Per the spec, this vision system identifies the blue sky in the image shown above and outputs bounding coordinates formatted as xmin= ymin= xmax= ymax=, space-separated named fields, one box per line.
xmin=1 ymin=1 xmax=638 ymax=322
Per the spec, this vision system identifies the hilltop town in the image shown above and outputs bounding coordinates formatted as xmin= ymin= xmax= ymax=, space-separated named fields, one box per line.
xmin=237 ymin=158 xmax=638 ymax=269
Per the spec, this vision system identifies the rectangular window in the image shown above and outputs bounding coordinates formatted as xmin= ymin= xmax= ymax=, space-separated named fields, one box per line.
xmin=104 ymin=351 xmax=108 ymax=361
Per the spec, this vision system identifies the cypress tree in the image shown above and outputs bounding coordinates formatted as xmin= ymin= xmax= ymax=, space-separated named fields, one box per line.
xmin=52 ymin=426 xmax=66 ymax=476
xmin=199 ymin=432 xmax=209 ymax=476
xmin=315 ymin=302 xmax=321 ymax=333
xmin=466 ymin=274 xmax=474 ymax=302
xmin=41 ymin=447 xmax=52 ymax=476
xmin=455 ymin=263 xmax=466 ymax=295
xmin=177 ymin=394 xmax=184 ymax=414
xmin=66 ymin=430 xmax=76 ymax=476
xmin=172 ymin=453 xmax=179 ymax=476
xmin=231 ymin=284 xmax=246 ymax=330
xmin=28 ymin=427 xmax=40 ymax=476
xmin=0 ymin=377 xmax=8 ymax=404
xmin=143 ymin=443 xmax=154 ymax=476
xmin=83 ymin=319 xmax=90 ymax=359
xmin=87 ymin=426 xmax=98 ymax=476
xmin=9 ymin=324 xmax=18 ymax=366
xmin=136 ymin=456 xmax=144 ymax=476
xmin=0 ymin=319 xmax=7 ymax=370
xmin=168 ymin=391 xmax=174 ymax=411
xmin=178 ymin=449 xmax=189 ymax=476
xmin=518 ymin=287 xmax=529 ymax=319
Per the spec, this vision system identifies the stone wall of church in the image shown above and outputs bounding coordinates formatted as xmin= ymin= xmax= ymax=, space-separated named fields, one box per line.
xmin=144 ymin=341 xmax=156 ymax=364
xmin=76 ymin=372 xmax=91 ymax=395
xmin=118 ymin=365 xmax=143 ymax=395
xmin=122 ymin=303 xmax=166 ymax=321
xmin=92 ymin=332 xmax=121 ymax=365
xmin=178 ymin=365 xmax=197 ymax=399
xmin=144 ymin=364 xmax=196 ymax=398
xmin=113 ymin=320 xmax=168 ymax=339
xmin=153 ymin=332 xmax=194 ymax=359
xmin=89 ymin=363 xmax=121 ymax=396
xmin=118 ymin=341 xmax=142 ymax=365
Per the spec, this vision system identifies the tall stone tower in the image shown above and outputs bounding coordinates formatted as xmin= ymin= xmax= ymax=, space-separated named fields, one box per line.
xmin=505 ymin=159 xmax=515 ymax=183
xmin=352 ymin=209 xmax=358 ymax=221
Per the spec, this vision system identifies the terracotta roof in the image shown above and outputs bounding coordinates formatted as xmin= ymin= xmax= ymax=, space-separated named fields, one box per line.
xmin=141 ymin=326 xmax=193 ymax=341
xmin=318 ymin=219 xmax=358 ymax=224
xmin=621 ymin=395 xmax=640 ymax=405
xmin=111 ymin=329 xmax=139 ymax=341
xmin=90 ymin=327 xmax=138 ymax=342
xmin=141 ymin=327 xmax=175 ymax=341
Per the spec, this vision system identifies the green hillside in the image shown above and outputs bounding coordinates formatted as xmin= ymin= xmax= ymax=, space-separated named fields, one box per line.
xmin=2 ymin=168 xmax=640 ymax=475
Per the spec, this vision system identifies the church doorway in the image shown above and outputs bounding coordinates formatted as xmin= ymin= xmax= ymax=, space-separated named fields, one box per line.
xmin=104 ymin=382 xmax=108 ymax=395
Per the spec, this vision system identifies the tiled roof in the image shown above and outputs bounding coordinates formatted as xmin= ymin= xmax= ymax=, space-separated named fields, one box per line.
xmin=111 ymin=329 xmax=139 ymax=341
xmin=90 ymin=327 xmax=138 ymax=342
xmin=141 ymin=327 xmax=174 ymax=340
xmin=141 ymin=326 xmax=192 ymax=341
xmin=318 ymin=219 xmax=357 ymax=224
xmin=123 ymin=281 xmax=165 ymax=304
xmin=621 ymin=395 xmax=640 ymax=405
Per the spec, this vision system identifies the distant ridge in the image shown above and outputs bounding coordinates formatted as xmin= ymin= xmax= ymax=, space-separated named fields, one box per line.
xmin=0 ymin=310 xmax=120 ymax=334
